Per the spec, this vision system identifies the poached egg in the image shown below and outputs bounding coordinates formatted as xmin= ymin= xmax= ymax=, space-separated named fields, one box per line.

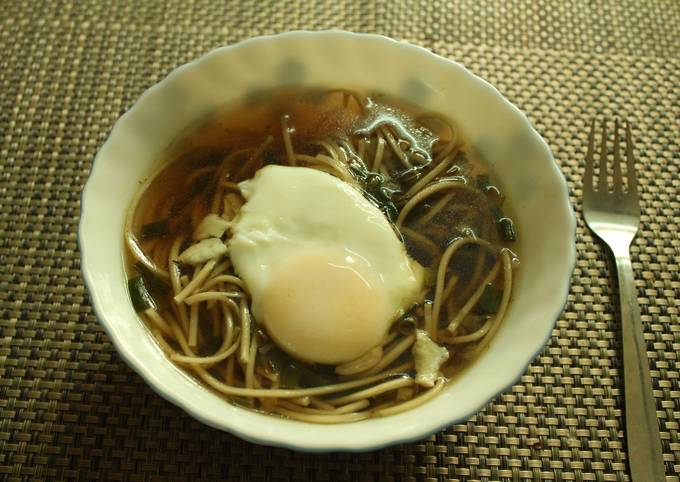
xmin=229 ymin=165 xmax=423 ymax=364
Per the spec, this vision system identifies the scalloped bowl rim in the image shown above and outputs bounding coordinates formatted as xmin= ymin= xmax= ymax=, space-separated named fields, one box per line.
xmin=79 ymin=31 xmax=576 ymax=451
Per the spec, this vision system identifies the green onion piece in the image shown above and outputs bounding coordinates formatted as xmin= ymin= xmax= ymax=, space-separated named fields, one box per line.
xmin=474 ymin=283 xmax=503 ymax=315
xmin=476 ymin=174 xmax=491 ymax=191
xmin=259 ymin=347 xmax=338 ymax=388
xmin=498 ymin=218 xmax=517 ymax=242
xmin=140 ymin=220 xmax=170 ymax=240
xmin=259 ymin=347 xmax=302 ymax=388
xmin=133 ymin=261 xmax=170 ymax=295
xmin=490 ymin=206 xmax=504 ymax=222
xmin=128 ymin=276 xmax=157 ymax=312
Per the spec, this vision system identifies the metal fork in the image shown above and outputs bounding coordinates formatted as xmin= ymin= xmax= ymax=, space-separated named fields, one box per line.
xmin=583 ymin=119 xmax=665 ymax=481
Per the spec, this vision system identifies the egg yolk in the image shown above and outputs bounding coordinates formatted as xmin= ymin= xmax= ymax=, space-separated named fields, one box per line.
xmin=260 ymin=250 xmax=390 ymax=364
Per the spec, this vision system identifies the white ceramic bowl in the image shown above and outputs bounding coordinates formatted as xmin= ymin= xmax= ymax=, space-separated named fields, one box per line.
xmin=79 ymin=31 xmax=575 ymax=451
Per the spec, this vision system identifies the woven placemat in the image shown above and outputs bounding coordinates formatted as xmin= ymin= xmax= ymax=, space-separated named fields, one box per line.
xmin=1 ymin=1 xmax=678 ymax=481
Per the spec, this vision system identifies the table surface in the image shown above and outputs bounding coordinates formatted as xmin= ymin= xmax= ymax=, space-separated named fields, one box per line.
xmin=1 ymin=1 xmax=678 ymax=481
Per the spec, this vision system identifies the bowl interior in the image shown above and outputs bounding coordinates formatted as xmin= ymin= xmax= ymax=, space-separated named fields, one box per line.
xmin=79 ymin=31 xmax=575 ymax=451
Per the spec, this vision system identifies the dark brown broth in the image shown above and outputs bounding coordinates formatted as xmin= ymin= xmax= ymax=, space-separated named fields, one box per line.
xmin=128 ymin=87 xmax=518 ymax=391
xmin=132 ymin=90 xmax=363 ymax=239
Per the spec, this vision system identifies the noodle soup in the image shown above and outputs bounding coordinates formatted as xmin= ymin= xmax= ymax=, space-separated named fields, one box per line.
xmin=124 ymin=89 xmax=519 ymax=423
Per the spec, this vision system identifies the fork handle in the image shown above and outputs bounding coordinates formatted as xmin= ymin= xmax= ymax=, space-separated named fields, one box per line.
xmin=614 ymin=249 xmax=665 ymax=481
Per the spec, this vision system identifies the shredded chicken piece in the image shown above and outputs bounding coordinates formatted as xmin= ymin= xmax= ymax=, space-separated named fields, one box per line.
xmin=178 ymin=238 xmax=227 ymax=264
xmin=193 ymin=214 xmax=230 ymax=240
xmin=412 ymin=330 xmax=449 ymax=387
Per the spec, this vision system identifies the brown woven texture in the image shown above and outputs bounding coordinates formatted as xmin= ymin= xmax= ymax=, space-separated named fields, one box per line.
xmin=1 ymin=0 xmax=678 ymax=481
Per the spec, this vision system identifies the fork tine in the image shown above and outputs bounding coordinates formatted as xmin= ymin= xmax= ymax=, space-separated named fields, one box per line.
xmin=612 ymin=118 xmax=623 ymax=194
xmin=625 ymin=121 xmax=638 ymax=195
xmin=583 ymin=118 xmax=596 ymax=193
xmin=598 ymin=119 xmax=608 ymax=192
